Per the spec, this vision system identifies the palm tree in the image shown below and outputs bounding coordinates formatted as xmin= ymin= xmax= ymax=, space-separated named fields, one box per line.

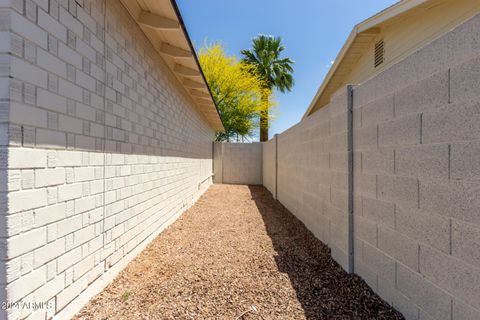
xmin=241 ymin=35 xmax=294 ymax=141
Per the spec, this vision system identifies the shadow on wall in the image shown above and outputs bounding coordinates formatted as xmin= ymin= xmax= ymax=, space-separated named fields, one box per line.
xmin=247 ymin=185 xmax=403 ymax=320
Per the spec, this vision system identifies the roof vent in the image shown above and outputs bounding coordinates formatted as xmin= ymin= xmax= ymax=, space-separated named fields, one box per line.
xmin=374 ymin=39 xmax=384 ymax=68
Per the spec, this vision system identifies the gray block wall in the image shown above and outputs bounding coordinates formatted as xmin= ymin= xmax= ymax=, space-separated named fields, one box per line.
xmin=275 ymin=88 xmax=352 ymax=272
xmin=213 ymin=142 xmax=262 ymax=185
xmin=261 ymin=12 xmax=480 ymax=320
xmin=262 ymin=137 xmax=276 ymax=197
xmin=351 ymin=12 xmax=480 ymax=320
xmin=0 ymin=0 xmax=215 ymax=319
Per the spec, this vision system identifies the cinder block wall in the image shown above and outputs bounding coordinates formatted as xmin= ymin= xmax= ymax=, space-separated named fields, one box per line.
xmin=213 ymin=142 xmax=262 ymax=185
xmin=262 ymin=137 xmax=276 ymax=197
xmin=352 ymin=12 xmax=480 ymax=320
xmin=0 ymin=0 xmax=215 ymax=319
xmin=262 ymin=13 xmax=480 ymax=320
xmin=275 ymin=89 xmax=352 ymax=272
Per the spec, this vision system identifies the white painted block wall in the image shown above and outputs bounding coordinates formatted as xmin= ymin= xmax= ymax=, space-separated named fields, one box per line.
xmin=0 ymin=0 xmax=215 ymax=319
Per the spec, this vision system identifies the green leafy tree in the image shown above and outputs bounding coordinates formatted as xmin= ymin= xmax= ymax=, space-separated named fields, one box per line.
xmin=241 ymin=35 xmax=294 ymax=141
xmin=199 ymin=43 xmax=272 ymax=141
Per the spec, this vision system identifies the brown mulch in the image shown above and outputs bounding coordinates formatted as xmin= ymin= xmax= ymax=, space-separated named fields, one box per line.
xmin=74 ymin=184 xmax=403 ymax=320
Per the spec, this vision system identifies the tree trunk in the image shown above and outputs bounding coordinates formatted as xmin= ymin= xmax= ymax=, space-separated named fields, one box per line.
xmin=260 ymin=91 xmax=269 ymax=142
xmin=260 ymin=112 xmax=268 ymax=141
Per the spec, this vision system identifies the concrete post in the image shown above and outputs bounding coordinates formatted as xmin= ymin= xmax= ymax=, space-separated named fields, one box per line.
xmin=347 ymin=84 xmax=355 ymax=274
xmin=274 ymin=134 xmax=279 ymax=200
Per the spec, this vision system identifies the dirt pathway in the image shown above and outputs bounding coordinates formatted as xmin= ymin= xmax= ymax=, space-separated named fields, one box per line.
xmin=75 ymin=185 xmax=403 ymax=319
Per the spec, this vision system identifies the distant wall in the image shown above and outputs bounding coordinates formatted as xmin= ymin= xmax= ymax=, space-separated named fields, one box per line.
xmin=213 ymin=142 xmax=262 ymax=185
xmin=262 ymin=13 xmax=480 ymax=320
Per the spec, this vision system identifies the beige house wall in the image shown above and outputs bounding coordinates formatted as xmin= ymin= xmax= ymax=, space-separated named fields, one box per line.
xmin=347 ymin=0 xmax=480 ymax=86
xmin=0 ymin=0 xmax=215 ymax=319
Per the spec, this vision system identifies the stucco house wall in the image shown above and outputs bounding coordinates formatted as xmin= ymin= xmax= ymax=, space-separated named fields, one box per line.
xmin=0 ymin=0 xmax=215 ymax=318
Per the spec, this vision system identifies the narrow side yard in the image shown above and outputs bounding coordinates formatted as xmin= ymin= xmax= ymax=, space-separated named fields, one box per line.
xmin=75 ymin=185 xmax=403 ymax=319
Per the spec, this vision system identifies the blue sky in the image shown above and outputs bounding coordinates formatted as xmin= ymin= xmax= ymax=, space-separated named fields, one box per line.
xmin=177 ymin=0 xmax=399 ymax=139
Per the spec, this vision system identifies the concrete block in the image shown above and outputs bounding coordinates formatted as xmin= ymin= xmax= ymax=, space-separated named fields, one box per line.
xmin=58 ymin=41 xmax=83 ymax=69
xmin=362 ymin=148 xmax=394 ymax=174
xmin=361 ymin=94 xmax=394 ymax=127
xmin=10 ymin=102 xmax=48 ymax=128
xmin=36 ymin=128 xmax=66 ymax=149
xmin=33 ymin=275 xmax=64 ymax=306
xmin=396 ymin=207 xmax=450 ymax=254
xmin=379 ymin=113 xmax=421 ymax=147
xmin=37 ymin=88 xmax=67 ymax=113
xmin=55 ymin=276 xmax=85 ymax=312
xmin=37 ymin=48 xmax=67 ymax=78
xmin=362 ymin=242 xmax=396 ymax=283
xmin=58 ymin=78 xmax=83 ymax=103
xmin=352 ymin=79 xmax=376 ymax=108
xmin=396 ymin=263 xmax=452 ymax=320
xmin=7 ymin=227 xmax=46 ymax=258
xmin=419 ymin=179 xmax=480 ymax=224
xmin=329 ymin=112 xmax=347 ymax=135
xmin=354 ymin=215 xmax=377 ymax=246
xmin=33 ymin=238 xmax=65 ymax=268
xmin=395 ymin=144 xmax=449 ymax=179
xmin=74 ymin=167 xmax=95 ymax=182
xmin=394 ymin=70 xmax=449 ymax=116
xmin=326 ymin=132 xmax=347 ymax=152
xmin=450 ymin=55 xmax=480 ymax=103
xmin=11 ymin=56 xmax=48 ymax=89
xmin=35 ymin=168 xmax=65 ymax=187
xmin=8 ymin=188 xmax=47 ymax=213
xmin=38 ymin=8 xmax=67 ymax=42
xmin=57 ymin=246 xmax=82 ymax=273
xmin=10 ymin=10 xmax=48 ymax=49
xmin=353 ymin=173 xmax=376 ymax=197
xmin=452 ymin=299 xmax=480 ymax=320
xmin=58 ymin=183 xmax=82 ymax=202
xmin=329 ymin=151 xmax=347 ymax=171
xmin=378 ymin=226 xmax=419 ymax=271
xmin=73 ymin=225 xmax=94 ymax=247
xmin=419 ymin=245 xmax=480 ymax=310
xmin=34 ymin=202 xmax=66 ymax=226
xmin=7 ymin=266 xmax=46 ymax=302
xmin=422 ymin=101 xmax=480 ymax=143
xmin=73 ymin=254 xmax=94 ymax=280
xmin=452 ymin=220 xmax=480 ymax=268
xmin=8 ymin=148 xmax=47 ymax=169
xmin=355 ymin=253 xmax=378 ymax=290
xmin=362 ymin=197 xmax=395 ymax=227
xmin=377 ymin=279 xmax=420 ymax=320
xmin=57 ymin=150 xmax=83 ymax=167
xmin=450 ymin=141 xmax=480 ymax=180
xmin=378 ymin=174 xmax=418 ymax=208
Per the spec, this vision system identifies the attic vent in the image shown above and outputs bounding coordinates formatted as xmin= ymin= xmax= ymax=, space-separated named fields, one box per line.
xmin=374 ymin=39 xmax=384 ymax=68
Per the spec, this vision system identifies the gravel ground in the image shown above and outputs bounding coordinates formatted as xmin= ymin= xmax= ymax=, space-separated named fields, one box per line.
xmin=75 ymin=184 xmax=403 ymax=320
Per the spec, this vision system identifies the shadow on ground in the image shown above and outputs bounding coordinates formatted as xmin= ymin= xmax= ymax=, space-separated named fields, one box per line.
xmin=248 ymin=185 xmax=404 ymax=320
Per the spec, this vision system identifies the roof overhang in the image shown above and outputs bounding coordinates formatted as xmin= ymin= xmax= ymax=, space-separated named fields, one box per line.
xmin=119 ymin=0 xmax=225 ymax=132
xmin=302 ymin=0 xmax=431 ymax=119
